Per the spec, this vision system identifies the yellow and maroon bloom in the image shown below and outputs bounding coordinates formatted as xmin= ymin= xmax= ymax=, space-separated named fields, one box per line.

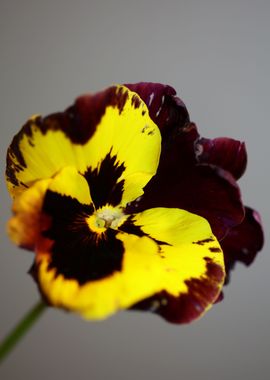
xmin=6 ymin=83 xmax=263 ymax=324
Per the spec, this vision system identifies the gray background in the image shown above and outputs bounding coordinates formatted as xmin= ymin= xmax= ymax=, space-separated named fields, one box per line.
xmin=0 ymin=0 xmax=269 ymax=379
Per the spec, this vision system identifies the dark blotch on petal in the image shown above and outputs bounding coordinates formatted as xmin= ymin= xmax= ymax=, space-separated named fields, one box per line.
xmin=196 ymin=137 xmax=247 ymax=180
xmin=83 ymin=150 xmax=125 ymax=209
xmin=6 ymin=87 xmax=130 ymax=189
xmin=119 ymin=215 xmax=146 ymax=237
xmin=209 ymin=247 xmax=222 ymax=253
xmin=125 ymin=82 xmax=190 ymax=139
xmin=8 ymin=85 xmax=130 ymax=149
xmin=41 ymin=86 xmax=129 ymax=145
xmin=119 ymin=215 xmax=170 ymax=246
xmin=131 ymin=257 xmax=224 ymax=324
xmin=6 ymin=118 xmax=39 ymax=187
xmin=221 ymin=206 xmax=264 ymax=284
xmin=193 ymin=238 xmax=215 ymax=246
xmin=43 ymin=191 xmax=124 ymax=285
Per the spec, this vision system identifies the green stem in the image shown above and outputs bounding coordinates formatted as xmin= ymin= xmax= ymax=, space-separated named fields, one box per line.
xmin=0 ymin=300 xmax=47 ymax=364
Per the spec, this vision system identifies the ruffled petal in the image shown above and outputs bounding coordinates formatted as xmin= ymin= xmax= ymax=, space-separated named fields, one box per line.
xmin=124 ymin=111 xmax=246 ymax=239
xmin=6 ymin=86 xmax=161 ymax=207
xmin=128 ymin=165 xmax=244 ymax=240
xmin=34 ymin=207 xmax=224 ymax=321
xmin=125 ymin=82 xmax=190 ymax=137
xmin=220 ymin=206 xmax=264 ymax=283
xmin=195 ymin=137 xmax=247 ymax=180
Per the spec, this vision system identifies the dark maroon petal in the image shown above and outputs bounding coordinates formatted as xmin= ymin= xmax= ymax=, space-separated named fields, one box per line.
xmin=125 ymin=119 xmax=245 ymax=239
xmin=221 ymin=206 xmax=264 ymax=284
xmin=125 ymin=122 xmax=199 ymax=207
xmin=157 ymin=122 xmax=200 ymax=171
xmin=131 ymin=258 xmax=224 ymax=324
xmin=125 ymin=82 xmax=190 ymax=138
xmin=196 ymin=137 xmax=247 ymax=180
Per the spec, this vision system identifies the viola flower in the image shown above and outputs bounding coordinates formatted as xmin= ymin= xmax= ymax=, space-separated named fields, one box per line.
xmin=5 ymin=83 xmax=263 ymax=325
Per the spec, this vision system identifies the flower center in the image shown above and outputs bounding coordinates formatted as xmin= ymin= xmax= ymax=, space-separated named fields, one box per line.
xmin=87 ymin=206 xmax=125 ymax=233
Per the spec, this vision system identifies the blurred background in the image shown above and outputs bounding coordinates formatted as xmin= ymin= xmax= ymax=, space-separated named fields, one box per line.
xmin=0 ymin=1 xmax=269 ymax=379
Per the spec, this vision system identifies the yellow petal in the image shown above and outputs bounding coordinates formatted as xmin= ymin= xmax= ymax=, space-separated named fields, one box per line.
xmin=48 ymin=166 xmax=92 ymax=206
xmin=127 ymin=208 xmax=225 ymax=300
xmin=6 ymin=86 xmax=161 ymax=208
xmin=36 ymin=208 xmax=224 ymax=321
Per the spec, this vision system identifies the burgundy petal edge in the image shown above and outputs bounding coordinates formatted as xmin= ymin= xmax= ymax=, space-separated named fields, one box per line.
xmin=221 ymin=206 xmax=264 ymax=284
xmin=127 ymin=161 xmax=245 ymax=241
xmin=131 ymin=257 xmax=224 ymax=324
xmin=195 ymin=137 xmax=247 ymax=180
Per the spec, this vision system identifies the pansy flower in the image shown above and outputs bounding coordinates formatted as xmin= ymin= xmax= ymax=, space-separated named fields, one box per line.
xmin=6 ymin=83 xmax=263 ymax=324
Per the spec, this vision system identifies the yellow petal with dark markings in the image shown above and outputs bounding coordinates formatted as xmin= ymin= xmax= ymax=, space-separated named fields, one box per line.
xmin=36 ymin=208 xmax=224 ymax=320
xmin=8 ymin=167 xmax=93 ymax=250
xmin=48 ymin=166 xmax=92 ymax=206
xmin=129 ymin=207 xmax=220 ymax=247
xmin=127 ymin=208 xmax=225 ymax=304
xmin=81 ymin=94 xmax=161 ymax=207
xmin=6 ymin=86 xmax=161 ymax=208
